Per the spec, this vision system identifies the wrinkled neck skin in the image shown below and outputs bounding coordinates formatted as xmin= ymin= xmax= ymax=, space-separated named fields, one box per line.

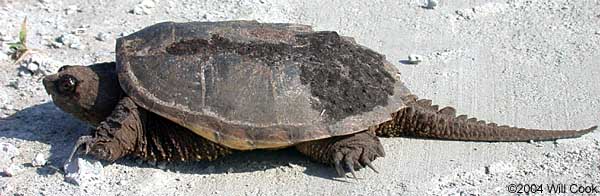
xmin=43 ymin=62 xmax=124 ymax=126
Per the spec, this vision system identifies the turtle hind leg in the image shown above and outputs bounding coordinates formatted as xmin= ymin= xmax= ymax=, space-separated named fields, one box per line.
xmin=69 ymin=97 xmax=233 ymax=163
xmin=295 ymin=130 xmax=385 ymax=178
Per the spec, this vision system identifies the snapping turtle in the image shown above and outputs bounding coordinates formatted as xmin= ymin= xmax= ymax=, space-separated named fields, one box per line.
xmin=42 ymin=21 xmax=596 ymax=177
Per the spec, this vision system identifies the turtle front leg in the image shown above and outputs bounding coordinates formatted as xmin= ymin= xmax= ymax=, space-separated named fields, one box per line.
xmin=295 ymin=130 xmax=385 ymax=178
xmin=68 ymin=97 xmax=143 ymax=163
xmin=68 ymin=97 xmax=233 ymax=164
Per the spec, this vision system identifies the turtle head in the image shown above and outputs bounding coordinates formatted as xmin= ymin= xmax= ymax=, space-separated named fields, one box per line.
xmin=43 ymin=62 xmax=123 ymax=125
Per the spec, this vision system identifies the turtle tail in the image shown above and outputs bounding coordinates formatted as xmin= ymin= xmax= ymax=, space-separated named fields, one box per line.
xmin=375 ymin=95 xmax=597 ymax=141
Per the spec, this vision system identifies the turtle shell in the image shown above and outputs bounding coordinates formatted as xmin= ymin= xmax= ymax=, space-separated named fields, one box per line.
xmin=116 ymin=21 xmax=411 ymax=150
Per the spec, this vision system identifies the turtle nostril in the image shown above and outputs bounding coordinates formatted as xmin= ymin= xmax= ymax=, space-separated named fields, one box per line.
xmin=42 ymin=77 xmax=52 ymax=90
xmin=42 ymin=75 xmax=59 ymax=95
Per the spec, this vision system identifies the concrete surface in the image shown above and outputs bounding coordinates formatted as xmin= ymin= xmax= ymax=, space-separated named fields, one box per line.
xmin=0 ymin=0 xmax=598 ymax=195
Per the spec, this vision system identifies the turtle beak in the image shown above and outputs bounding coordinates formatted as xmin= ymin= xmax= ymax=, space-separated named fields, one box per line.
xmin=42 ymin=74 xmax=58 ymax=96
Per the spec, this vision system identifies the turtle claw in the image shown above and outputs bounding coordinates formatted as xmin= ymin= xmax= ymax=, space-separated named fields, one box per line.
xmin=331 ymin=147 xmax=382 ymax=179
xmin=333 ymin=152 xmax=346 ymax=177
xmin=332 ymin=153 xmax=370 ymax=180
xmin=365 ymin=161 xmax=379 ymax=174
xmin=334 ymin=161 xmax=345 ymax=177
xmin=65 ymin=135 xmax=94 ymax=166
xmin=360 ymin=156 xmax=379 ymax=173
xmin=344 ymin=156 xmax=359 ymax=179
xmin=347 ymin=164 xmax=358 ymax=180
xmin=333 ymin=157 xmax=358 ymax=179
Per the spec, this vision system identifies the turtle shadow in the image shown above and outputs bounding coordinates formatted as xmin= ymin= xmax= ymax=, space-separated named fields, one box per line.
xmin=0 ymin=102 xmax=90 ymax=176
xmin=0 ymin=102 xmax=342 ymax=180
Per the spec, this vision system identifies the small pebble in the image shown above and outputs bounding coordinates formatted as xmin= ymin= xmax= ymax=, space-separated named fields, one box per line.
xmin=96 ymin=32 xmax=110 ymax=41
xmin=0 ymin=33 xmax=12 ymax=42
xmin=407 ymin=54 xmax=423 ymax=64
xmin=484 ymin=162 xmax=514 ymax=175
xmin=17 ymin=69 xmax=31 ymax=77
xmin=455 ymin=9 xmax=474 ymax=20
xmin=0 ymin=52 xmax=8 ymax=61
xmin=140 ymin=0 xmax=157 ymax=8
xmin=131 ymin=6 xmax=146 ymax=15
xmin=1 ymin=163 xmax=23 ymax=177
xmin=64 ymin=158 xmax=104 ymax=186
xmin=26 ymin=62 xmax=40 ymax=73
xmin=49 ymin=41 xmax=64 ymax=48
xmin=57 ymin=34 xmax=84 ymax=49
xmin=131 ymin=0 xmax=158 ymax=15
xmin=119 ymin=31 xmax=136 ymax=37
xmin=529 ymin=140 xmax=544 ymax=147
xmin=65 ymin=5 xmax=79 ymax=15
xmin=17 ymin=53 xmax=57 ymax=76
xmin=425 ymin=0 xmax=439 ymax=9
xmin=0 ymin=142 xmax=20 ymax=163
xmin=0 ymin=93 xmax=9 ymax=106
xmin=31 ymin=153 xmax=47 ymax=167
xmin=71 ymin=27 xmax=87 ymax=35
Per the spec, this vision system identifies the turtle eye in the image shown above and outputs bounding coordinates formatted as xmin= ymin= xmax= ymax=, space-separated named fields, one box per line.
xmin=56 ymin=75 xmax=79 ymax=95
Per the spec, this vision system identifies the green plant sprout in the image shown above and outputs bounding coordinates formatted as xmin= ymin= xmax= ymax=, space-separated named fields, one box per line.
xmin=8 ymin=17 xmax=30 ymax=63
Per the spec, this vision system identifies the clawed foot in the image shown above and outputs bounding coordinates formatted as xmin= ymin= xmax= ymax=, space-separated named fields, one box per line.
xmin=330 ymin=131 xmax=385 ymax=179
xmin=333 ymin=149 xmax=380 ymax=179
xmin=65 ymin=135 xmax=94 ymax=166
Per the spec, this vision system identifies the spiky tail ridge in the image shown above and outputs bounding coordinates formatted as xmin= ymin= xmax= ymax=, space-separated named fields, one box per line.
xmin=375 ymin=95 xmax=597 ymax=141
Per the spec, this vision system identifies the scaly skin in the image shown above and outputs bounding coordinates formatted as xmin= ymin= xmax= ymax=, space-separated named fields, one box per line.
xmin=376 ymin=94 xmax=597 ymax=141
xmin=69 ymin=97 xmax=232 ymax=163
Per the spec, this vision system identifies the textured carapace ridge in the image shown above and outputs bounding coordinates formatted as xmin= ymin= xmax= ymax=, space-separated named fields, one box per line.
xmin=376 ymin=94 xmax=597 ymax=141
